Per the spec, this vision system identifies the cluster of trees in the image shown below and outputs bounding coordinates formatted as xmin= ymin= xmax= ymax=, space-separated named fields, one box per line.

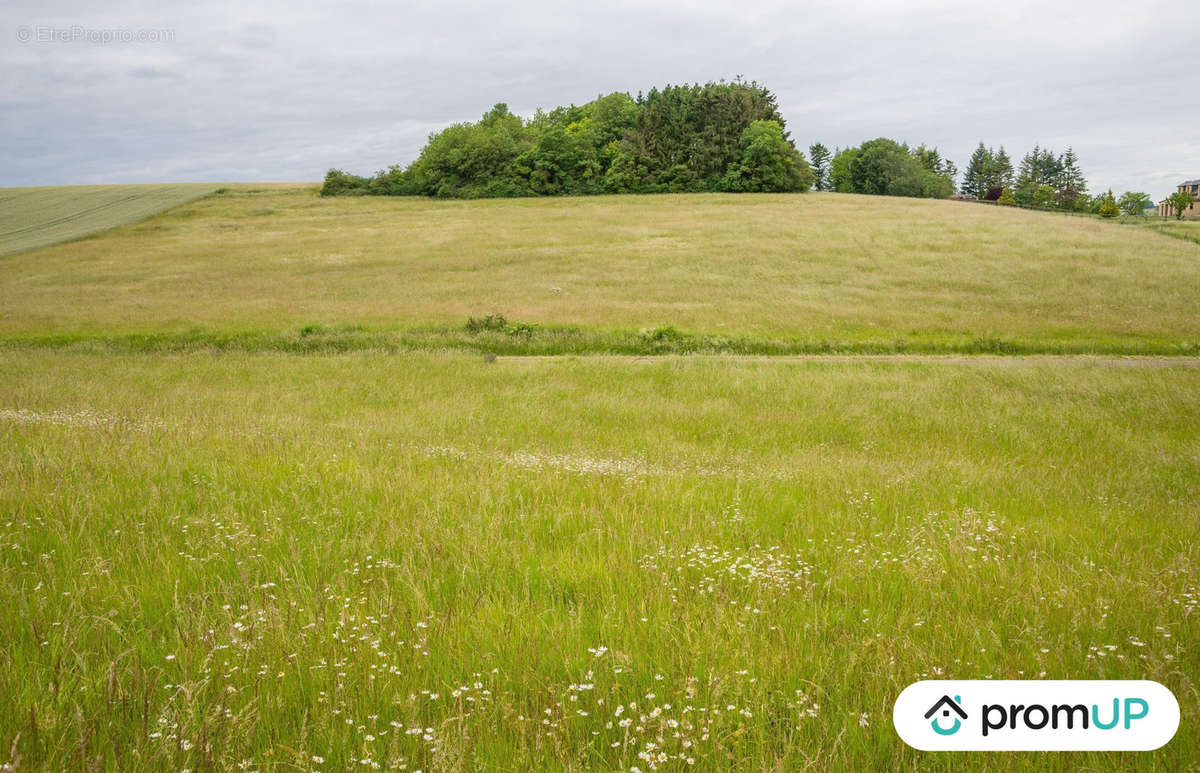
xmin=322 ymin=80 xmax=814 ymax=198
xmin=805 ymin=139 xmax=957 ymax=198
xmin=960 ymin=143 xmax=1015 ymax=198
xmin=961 ymin=144 xmax=1093 ymax=211
xmin=956 ymin=142 xmax=1166 ymax=218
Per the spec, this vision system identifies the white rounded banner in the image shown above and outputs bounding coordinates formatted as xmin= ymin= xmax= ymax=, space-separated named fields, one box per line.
xmin=893 ymin=680 xmax=1179 ymax=751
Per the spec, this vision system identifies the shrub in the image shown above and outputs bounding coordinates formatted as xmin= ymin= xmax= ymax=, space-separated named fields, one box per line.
xmin=1033 ymin=184 xmax=1056 ymax=209
xmin=463 ymin=315 xmax=540 ymax=337
xmin=637 ymin=325 xmax=687 ymax=351
xmin=505 ymin=321 xmax=538 ymax=338
xmin=1097 ymin=190 xmax=1119 ymax=218
xmin=319 ymin=169 xmax=370 ymax=196
xmin=465 ymin=314 xmax=508 ymax=333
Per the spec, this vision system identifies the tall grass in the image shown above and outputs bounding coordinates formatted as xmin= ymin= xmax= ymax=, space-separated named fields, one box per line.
xmin=2 ymin=323 xmax=1198 ymax=357
xmin=1 ymin=351 xmax=1197 ymax=770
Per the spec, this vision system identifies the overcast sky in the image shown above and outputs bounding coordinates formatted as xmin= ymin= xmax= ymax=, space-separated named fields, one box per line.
xmin=3 ymin=0 xmax=1198 ymax=198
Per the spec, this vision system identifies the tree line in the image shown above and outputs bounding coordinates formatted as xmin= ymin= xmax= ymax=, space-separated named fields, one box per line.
xmin=323 ymin=80 xmax=814 ymax=198
xmin=953 ymin=142 xmax=1158 ymax=217
xmin=322 ymin=81 xmax=1171 ymax=216
xmin=960 ymin=143 xmax=1088 ymax=209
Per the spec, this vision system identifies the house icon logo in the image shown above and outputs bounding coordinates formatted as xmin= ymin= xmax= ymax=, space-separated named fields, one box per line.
xmin=924 ymin=695 xmax=967 ymax=735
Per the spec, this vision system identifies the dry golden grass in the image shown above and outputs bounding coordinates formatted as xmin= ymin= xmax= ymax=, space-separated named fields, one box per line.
xmin=1 ymin=187 xmax=1197 ymax=350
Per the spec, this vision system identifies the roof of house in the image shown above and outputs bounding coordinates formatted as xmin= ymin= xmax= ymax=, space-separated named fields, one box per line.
xmin=1161 ymin=181 xmax=1200 ymax=203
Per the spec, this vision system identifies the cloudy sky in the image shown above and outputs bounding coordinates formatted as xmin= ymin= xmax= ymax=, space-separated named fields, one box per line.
xmin=3 ymin=0 xmax=1198 ymax=198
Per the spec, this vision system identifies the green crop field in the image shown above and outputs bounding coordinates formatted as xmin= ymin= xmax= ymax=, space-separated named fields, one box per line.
xmin=0 ymin=184 xmax=225 ymax=258
xmin=1 ymin=188 xmax=1198 ymax=771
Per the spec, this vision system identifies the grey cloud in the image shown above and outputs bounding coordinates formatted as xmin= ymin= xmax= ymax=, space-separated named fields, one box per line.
xmin=1 ymin=0 xmax=1197 ymax=198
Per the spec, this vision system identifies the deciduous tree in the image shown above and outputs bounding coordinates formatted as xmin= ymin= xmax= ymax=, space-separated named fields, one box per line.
xmin=1117 ymin=191 xmax=1151 ymax=217
xmin=1167 ymin=191 xmax=1194 ymax=219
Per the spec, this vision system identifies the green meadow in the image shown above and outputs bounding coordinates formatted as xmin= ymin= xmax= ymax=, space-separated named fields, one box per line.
xmin=0 ymin=187 xmax=1198 ymax=771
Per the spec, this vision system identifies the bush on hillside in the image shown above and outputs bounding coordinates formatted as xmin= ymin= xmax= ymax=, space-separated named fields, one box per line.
xmin=320 ymin=168 xmax=371 ymax=196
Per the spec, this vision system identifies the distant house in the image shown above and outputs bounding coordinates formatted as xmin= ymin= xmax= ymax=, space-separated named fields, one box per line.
xmin=1159 ymin=179 xmax=1200 ymax=217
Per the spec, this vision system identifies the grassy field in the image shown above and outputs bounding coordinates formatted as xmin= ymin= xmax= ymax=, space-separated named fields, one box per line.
xmin=1 ymin=188 xmax=1199 ymax=354
xmin=1146 ymin=217 xmax=1200 ymax=247
xmin=1 ymin=188 xmax=1198 ymax=770
xmin=2 ymin=352 xmax=1198 ymax=771
xmin=0 ymin=184 xmax=222 ymax=257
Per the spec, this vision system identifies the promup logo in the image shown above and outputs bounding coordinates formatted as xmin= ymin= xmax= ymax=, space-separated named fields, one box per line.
xmin=924 ymin=695 xmax=967 ymax=735
xmin=894 ymin=681 xmax=1179 ymax=751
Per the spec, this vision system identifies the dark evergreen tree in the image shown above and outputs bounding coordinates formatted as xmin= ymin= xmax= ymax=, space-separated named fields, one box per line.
xmin=992 ymin=147 xmax=1014 ymax=190
xmin=1015 ymin=145 xmax=1064 ymax=204
xmin=1016 ymin=146 xmax=1040 ymax=189
xmin=961 ymin=142 xmax=993 ymax=198
xmin=808 ymin=143 xmax=831 ymax=191
xmin=1056 ymin=147 xmax=1087 ymax=193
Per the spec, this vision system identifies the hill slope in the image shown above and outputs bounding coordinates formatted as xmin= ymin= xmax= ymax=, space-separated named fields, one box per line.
xmin=1 ymin=186 xmax=1197 ymax=353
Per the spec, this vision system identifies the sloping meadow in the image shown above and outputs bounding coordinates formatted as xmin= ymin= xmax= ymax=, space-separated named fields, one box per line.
xmin=3 ymin=188 xmax=1200 ymax=357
